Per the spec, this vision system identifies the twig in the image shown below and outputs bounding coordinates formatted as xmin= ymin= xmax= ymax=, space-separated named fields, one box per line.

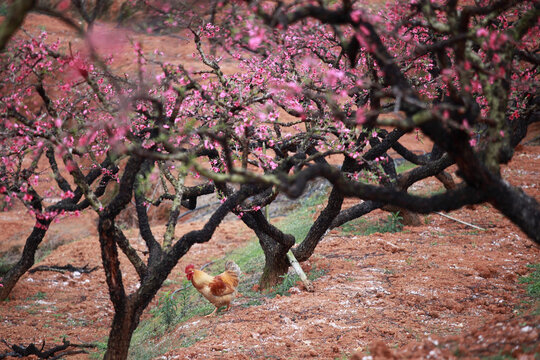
xmin=435 ymin=212 xmax=486 ymax=230
xmin=0 ymin=339 xmax=97 ymax=359
xmin=200 ymin=260 xmax=215 ymax=270
xmin=177 ymin=203 xmax=214 ymax=220
xmin=287 ymin=251 xmax=314 ymax=292
xmin=50 ymin=349 xmax=88 ymax=360
xmin=171 ymin=283 xmax=192 ymax=298
xmin=28 ymin=264 xmax=98 ymax=274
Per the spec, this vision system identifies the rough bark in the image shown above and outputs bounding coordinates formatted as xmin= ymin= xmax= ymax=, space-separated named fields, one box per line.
xmin=212 ymin=181 xmax=296 ymax=289
xmin=240 ymin=211 xmax=295 ymax=289
xmin=293 ymin=187 xmax=344 ymax=262
xmin=259 ymin=231 xmax=291 ymax=289
xmin=0 ymin=221 xmax=49 ymax=300
xmin=0 ymin=156 xmax=116 ymax=300
xmin=331 ymin=201 xmax=382 ymax=229
xmin=103 ymin=299 xmax=141 ymax=360
xmin=266 ymin=1 xmax=540 ymax=245
xmin=99 ymin=156 xmax=142 ymax=359
xmin=100 ymin=180 xmax=259 ymax=358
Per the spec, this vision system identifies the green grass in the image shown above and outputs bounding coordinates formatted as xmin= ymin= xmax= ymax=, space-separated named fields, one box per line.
xmin=27 ymin=291 xmax=46 ymax=301
xmin=519 ymin=263 xmax=540 ymax=316
xmin=481 ymin=353 xmax=516 ymax=360
xmin=339 ymin=212 xmax=404 ymax=236
xmin=124 ymin=192 xmax=329 ymax=359
xmin=0 ymin=253 xmax=18 ymax=277
xmin=274 ymin=190 xmax=329 ymax=243
xmin=409 ymin=186 xmax=445 ymax=197
xmin=153 ymin=290 xmax=178 ymax=328
xmin=126 ymin=250 xmax=327 ymax=359
xmin=520 ymin=263 xmax=540 ymax=299
xmin=396 ymin=160 xmax=417 ymax=174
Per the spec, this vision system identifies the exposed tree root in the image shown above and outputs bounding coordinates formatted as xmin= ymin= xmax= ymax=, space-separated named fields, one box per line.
xmin=28 ymin=264 xmax=98 ymax=274
xmin=1 ymin=338 xmax=97 ymax=359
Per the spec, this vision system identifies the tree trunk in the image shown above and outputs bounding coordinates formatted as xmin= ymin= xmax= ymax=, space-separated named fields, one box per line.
xmin=382 ymin=205 xmax=422 ymax=226
xmin=399 ymin=209 xmax=422 ymax=226
xmin=103 ymin=299 xmax=141 ymax=360
xmin=99 ymin=211 xmax=133 ymax=360
xmin=0 ymin=222 xmax=49 ymax=300
xmin=233 ymin=209 xmax=295 ymax=290
xmin=293 ymin=188 xmax=344 ymax=262
xmin=259 ymin=235 xmax=290 ymax=290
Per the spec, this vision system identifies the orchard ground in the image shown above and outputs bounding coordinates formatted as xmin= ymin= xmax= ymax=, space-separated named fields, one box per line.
xmin=0 ymin=11 xmax=539 ymax=360
xmin=1 ymin=129 xmax=539 ymax=359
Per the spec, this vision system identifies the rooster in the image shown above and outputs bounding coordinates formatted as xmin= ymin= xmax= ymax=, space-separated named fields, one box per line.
xmin=185 ymin=260 xmax=241 ymax=317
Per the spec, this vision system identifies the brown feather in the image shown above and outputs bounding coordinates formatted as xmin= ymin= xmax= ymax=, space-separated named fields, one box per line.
xmin=209 ymin=270 xmax=238 ymax=296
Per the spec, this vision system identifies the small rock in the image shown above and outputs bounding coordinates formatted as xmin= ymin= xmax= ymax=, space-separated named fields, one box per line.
xmin=474 ymin=264 xmax=497 ymax=278
xmin=288 ymin=287 xmax=301 ymax=295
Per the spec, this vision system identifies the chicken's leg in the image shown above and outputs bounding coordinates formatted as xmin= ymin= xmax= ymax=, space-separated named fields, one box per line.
xmin=205 ymin=307 xmax=218 ymax=317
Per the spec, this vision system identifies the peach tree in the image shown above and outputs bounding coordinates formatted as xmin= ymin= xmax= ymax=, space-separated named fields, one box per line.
xmin=0 ymin=0 xmax=539 ymax=358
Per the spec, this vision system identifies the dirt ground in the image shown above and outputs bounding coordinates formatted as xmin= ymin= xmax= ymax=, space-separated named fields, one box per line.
xmin=1 ymin=141 xmax=539 ymax=359
xmin=1 ymin=11 xmax=539 ymax=360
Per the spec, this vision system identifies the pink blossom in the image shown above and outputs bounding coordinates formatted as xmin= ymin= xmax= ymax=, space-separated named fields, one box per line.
xmin=248 ymin=27 xmax=266 ymax=50
xmin=476 ymin=28 xmax=489 ymax=37
xmin=356 ymin=110 xmax=366 ymax=124
xmin=325 ymin=69 xmax=345 ymax=87
xmin=61 ymin=191 xmax=75 ymax=199
xmin=268 ymin=160 xmax=278 ymax=170
xmin=350 ymin=10 xmax=363 ymax=23
xmin=155 ymin=73 xmax=166 ymax=82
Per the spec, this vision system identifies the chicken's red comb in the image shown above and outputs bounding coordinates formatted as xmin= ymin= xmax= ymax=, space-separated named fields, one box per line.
xmin=184 ymin=264 xmax=195 ymax=273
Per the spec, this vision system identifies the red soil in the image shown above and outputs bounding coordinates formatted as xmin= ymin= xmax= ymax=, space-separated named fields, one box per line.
xmin=0 ymin=12 xmax=539 ymax=360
